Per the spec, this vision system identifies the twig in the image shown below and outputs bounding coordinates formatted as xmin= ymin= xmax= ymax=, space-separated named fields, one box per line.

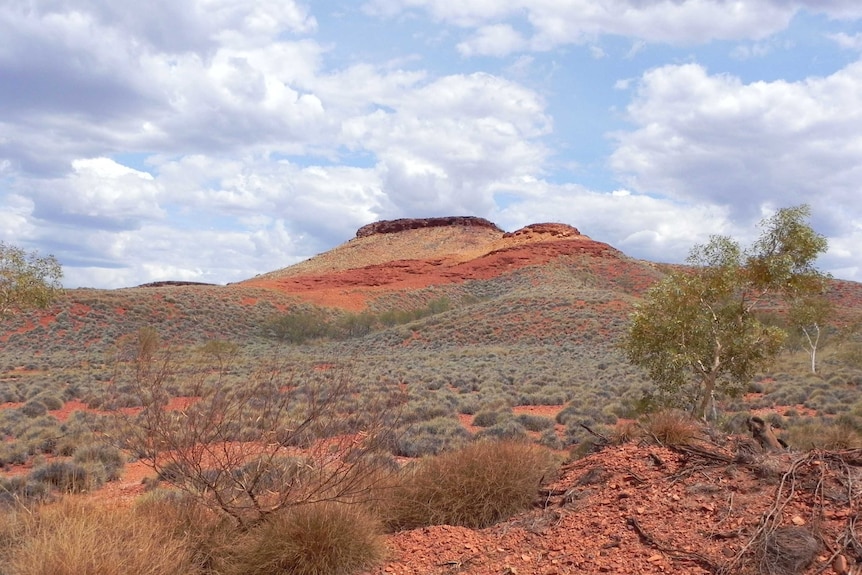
xmin=580 ymin=423 xmax=609 ymax=443
xmin=627 ymin=517 xmax=718 ymax=573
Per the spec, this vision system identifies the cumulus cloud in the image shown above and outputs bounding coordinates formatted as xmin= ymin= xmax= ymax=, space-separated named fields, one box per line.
xmin=3 ymin=0 xmax=862 ymax=287
xmin=489 ymin=179 xmax=739 ymax=266
xmin=609 ymin=61 xmax=862 ymax=275
xmin=341 ymin=73 xmax=551 ymax=216
xmin=21 ymin=158 xmax=164 ymax=231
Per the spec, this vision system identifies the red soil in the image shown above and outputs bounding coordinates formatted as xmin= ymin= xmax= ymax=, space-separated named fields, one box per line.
xmin=368 ymin=441 xmax=856 ymax=575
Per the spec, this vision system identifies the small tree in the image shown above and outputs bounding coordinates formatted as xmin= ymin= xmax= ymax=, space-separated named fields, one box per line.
xmin=623 ymin=205 xmax=829 ymax=419
xmin=0 ymin=242 xmax=63 ymax=317
xmin=788 ymin=294 xmax=832 ymax=373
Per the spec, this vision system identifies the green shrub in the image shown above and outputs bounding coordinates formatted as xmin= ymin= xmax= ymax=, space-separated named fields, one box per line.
xmin=19 ymin=400 xmax=47 ymax=418
xmin=264 ymin=310 xmax=331 ymax=344
xmin=475 ymin=419 xmax=528 ymax=441
xmin=472 ymin=410 xmax=503 ymax=427
xmin=394 ymin=417 xmax=471 ymax=457
xmin=0 ymin=475 xmax=52 ymax=505
xmin=537 ymin=428 xmax=563 ymax=450
xmin=515 ymin=413 xmax=556 ymax=432
xmin=35 ymin=394 xmax=64 ymax=411
xmin=29 ymin=461 xmax=91 ymax=493
xmin=230 ymin=502 xmax=384 ymax=575
xmin=72 ymin=444 xmax=125 ymax=481
xmin=384 ymin=440 xmax=558 ymax=530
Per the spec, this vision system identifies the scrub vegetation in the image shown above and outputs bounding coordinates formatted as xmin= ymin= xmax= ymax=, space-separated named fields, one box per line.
xmin=1 ymin=211 xmax=861 ymax=574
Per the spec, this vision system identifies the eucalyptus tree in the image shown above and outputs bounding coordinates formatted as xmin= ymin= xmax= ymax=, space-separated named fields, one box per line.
xmin=0 ymin=242 xmax=63 ymax=318
xmin=623 ymin=205 xmax=829 ymax=418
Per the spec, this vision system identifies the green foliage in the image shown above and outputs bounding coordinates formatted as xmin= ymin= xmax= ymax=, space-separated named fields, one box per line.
xmin=29 ymin=461 xmax=91 ymax=493
xmin=394 ymin=417 xmax=471 ymax=457
xmin=515 ymin=413 xmax=556 ymax=432
xmin=262 ymin=297 xmax=454 ymax=344
xmin=383 ymin=440 xmax=559 ymax=530
xmin=263 ymin=309 xmax=331 ymax=343
xmin=0 ymin=242 xmax=63 ymax=318
xmin=474 ymin=419 xmax=528 ymax=441
xmin=623 ymin=205 xmax=829 ymax=418
xmin=72 ymin=443 xmax=125 ymax=481
xmin=19 ymin=400 xmax=48 ymax=418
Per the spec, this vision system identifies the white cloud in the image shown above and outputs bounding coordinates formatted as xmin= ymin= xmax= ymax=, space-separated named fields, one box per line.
xmin=457 ymin=24 xmax=527 ymax=57
xmin=829 ymin=32 xmax=862 ymax=51
xmin=3 ymin=1 xmax=862 ymax=288
xmin=610 ymin=61 xmax=862 ymax=275
xmin=365 ymin=0 xmax=798 ymax=49
xmin=18 ymin=158 xmax=164 ymax=232
xmin=491 ymin=179 xmax=739 ymax=266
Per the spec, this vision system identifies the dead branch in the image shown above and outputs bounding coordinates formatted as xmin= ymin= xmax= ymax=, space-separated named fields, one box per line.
xmin=627 ymin=516 xmax=719 ymax=573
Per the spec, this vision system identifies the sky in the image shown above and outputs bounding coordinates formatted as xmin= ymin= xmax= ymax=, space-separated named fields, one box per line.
xmin=2 ymin=1 xmax=862 ymax=289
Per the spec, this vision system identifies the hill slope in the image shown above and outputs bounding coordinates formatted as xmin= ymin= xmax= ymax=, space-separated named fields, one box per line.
xmin=242 ymin=217 xmax=643 ymax=309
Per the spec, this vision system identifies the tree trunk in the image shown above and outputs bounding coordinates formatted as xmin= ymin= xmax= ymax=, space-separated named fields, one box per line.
xmin=695 ymin=371 xmax=717 ymax=420
xmin=747 ymin=416 xmax=784 ymax=451
xmin=802 ymin=324 xmax=820 ymax=374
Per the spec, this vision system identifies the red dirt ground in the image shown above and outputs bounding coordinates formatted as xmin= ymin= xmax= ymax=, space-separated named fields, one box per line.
xmin=366 ymin=440 xmax=860 ymax=575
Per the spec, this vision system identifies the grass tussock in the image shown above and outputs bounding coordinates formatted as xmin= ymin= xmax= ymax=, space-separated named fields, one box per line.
xmin=640 ymin=410 xmax=701 ymax=446
xmin=134 ymin=489 xmax=237 ymax=573
xmin=384 ymin=439 xmax=559 ymax=530
xmin=784 ymin=421 xmax=862 ymax=450
xmin=229 ymin=501 xmax=385 ymax=575
xmin=3 ymin=498 xmax=201 ymax=575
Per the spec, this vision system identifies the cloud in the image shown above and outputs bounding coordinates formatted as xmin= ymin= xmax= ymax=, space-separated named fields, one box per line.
xmin=457 ymin=24 xmax=527 ymax=56
xmin=364 ymin=0 xmax=798 ymax=48
xmin=22 ymin=158 xmax=164 ymax=231
xmin=340 ymin=72 xmax=551 ymax=215
xmin=609 ymin=60 xmax=862 ymax=275
xmin=490 ymin=179 xmax=740 ymax=266
xmin=4 ymin=1 xmax=862 ymax=288
xmin=829 ymin=32 xmax=862 ymax=51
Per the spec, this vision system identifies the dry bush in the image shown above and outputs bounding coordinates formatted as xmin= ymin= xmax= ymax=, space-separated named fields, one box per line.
xmin=134 ymin=489 xmax=237 ymax=573
xmin=383 ymin=440 xmax=559 ymax=530
xmin=229 ymin=501 xmax=384 ymax=575
xmin=784 ymin=421 xmax=862 ymax=450
xmin=610 ymin=420 xmax=641 ymax=444
xmin=113 ymin=330 xmax=401 ymax=528
xmin=640 ymin=409 xmax=700 ymax=446
xmin=760 ymin=526 xmax=820 ymax=575
xmin=5 ymin=498 xmax=200 ymax=575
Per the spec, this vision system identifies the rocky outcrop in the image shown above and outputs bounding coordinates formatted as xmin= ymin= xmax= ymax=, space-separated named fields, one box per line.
xmin=355 ymin=216 xmax=503 ymax=238
xmin=504 ymin=223 xmax=581 ymax=238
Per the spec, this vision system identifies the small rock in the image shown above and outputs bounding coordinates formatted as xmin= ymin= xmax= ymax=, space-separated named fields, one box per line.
xmin=833 ymin=554 xmax=849 ymax=575
xmin=791 ymin=515 xmax=806 ymax=526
